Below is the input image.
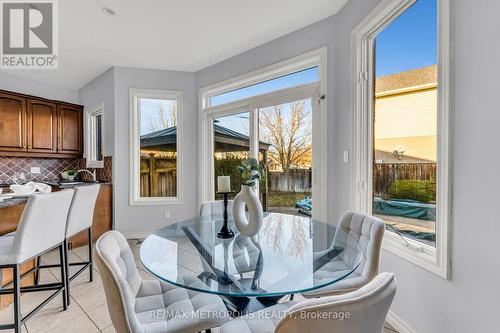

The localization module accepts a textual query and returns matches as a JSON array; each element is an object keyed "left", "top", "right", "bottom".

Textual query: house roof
[
  {"left": 376, "top": 65, "right": 437, "bottom": 94},
  {"left": 141, "top": 124, "right": 270, "bottom": 151}
]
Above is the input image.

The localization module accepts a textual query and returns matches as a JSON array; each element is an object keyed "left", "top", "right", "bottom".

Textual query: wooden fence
[
  {"left": 269, "top": 168, "right": 312, "bottom": 193},
  {"left": 140, "top": 155, "right": 177, "bottom": 197},
  {"left": 373, "top": 162, "right": 436, "bottom": 198}
]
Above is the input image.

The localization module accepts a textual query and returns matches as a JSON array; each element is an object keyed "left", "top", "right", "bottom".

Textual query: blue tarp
[
  {"left": 373, "top": 197, "right": 436, "bottom": 221},
  {"left": 296, "top": 197, "right": 312, "bottom": 216}
]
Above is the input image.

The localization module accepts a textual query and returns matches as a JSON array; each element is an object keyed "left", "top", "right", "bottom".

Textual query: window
[
  {"left": 353, "top": 0, "right": 450, "bottom": 277},
  {"left": 86, "top": 105, "right": 104, "bottom": 168},
  {"left": 210, "top": 67, "right": 319, "bottom": 107},
  {"left": 200, "top": 49, "right": 327, "bottom": 221},
  {"left": 130, "top": 89, "right": 182, "bottom": 205}
]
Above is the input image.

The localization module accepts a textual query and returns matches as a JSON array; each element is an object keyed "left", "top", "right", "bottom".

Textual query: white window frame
[
  {"left": 85, "top": 103, "right": 104, "bottom": 168},
  {"left": 129, "top": 89, "right": 183, "bottom": 206},
  {"left": 352, "top": 0, "right": 450, "bottom": 278},
  {"left": 199, "top": 48, "right": 328, "bottom": 222}
]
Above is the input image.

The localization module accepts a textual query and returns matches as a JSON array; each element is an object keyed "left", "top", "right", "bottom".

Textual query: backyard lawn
[{"left": 266, "top": 191, "right": 311, "bottom": 208}]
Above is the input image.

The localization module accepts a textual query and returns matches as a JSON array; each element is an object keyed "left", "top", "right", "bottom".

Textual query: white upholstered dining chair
[
  {"left": 303, "top": 211, "right": 385, "bottom": 298},
  {"left": 219, "top": 272, "right": 396, "bottom": 333},
  {"left": 200, "top": 200, "right": 234, "bottom": 218},
  {"left": 95, "top": 230, "right": 229, "bottom": 333}
]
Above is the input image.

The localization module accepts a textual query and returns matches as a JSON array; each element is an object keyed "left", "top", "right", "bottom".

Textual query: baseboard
[
  {"left": 386, "top": 310, "right": 417, "bottom": 333},
  {"left": 122, "top": 231, "right": 152, "bottom": 240}
]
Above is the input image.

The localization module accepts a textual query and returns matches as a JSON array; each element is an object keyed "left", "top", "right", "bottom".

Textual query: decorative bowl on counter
[{"left": 9, "top": 184, "right": 36, "bottom": 195}]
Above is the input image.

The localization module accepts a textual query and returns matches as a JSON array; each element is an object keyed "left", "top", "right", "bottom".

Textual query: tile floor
[{"left": 0, "top": 239, "right": 399, "bottom": 333}]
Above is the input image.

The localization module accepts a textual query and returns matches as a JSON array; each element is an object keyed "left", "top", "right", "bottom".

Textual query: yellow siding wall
[{"left": 374, "top": 88, "right": 437, "bottom": 161}]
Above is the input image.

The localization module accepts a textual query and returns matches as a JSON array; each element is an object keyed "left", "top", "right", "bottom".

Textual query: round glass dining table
[{"left": 140, "top": 213, "right": 362, "bottom": 313}]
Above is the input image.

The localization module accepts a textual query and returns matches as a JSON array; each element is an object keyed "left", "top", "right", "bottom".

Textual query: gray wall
[
  {"left": 112, "top": 67, "right": 198, "bottom": 234},
  {"left": 0, "top": 72, "right": 79, "bottom": 103},
  {"left": 79, "top": 68, "right": 115, "bottom": 156},
  {"left": 196, "top": 0, "right": 500, "bottom": 332}
]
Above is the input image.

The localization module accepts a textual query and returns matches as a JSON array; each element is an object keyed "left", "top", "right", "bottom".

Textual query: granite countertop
[{"left": 0, "top": 181, "right": 111, "bottom": 208}]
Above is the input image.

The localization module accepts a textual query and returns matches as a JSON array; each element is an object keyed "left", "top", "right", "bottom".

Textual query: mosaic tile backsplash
[{"left": 0, "top": 156, "right": 112, "bottom": 184}]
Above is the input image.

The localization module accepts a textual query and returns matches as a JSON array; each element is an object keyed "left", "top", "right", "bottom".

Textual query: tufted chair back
[
  {"left": 335, "top": 211, "right": 385, "bottom": 282},
  {"left": 276, "top": 272, "right": 397, "bottom": 333},
  {"left": 95, "top": 231, "right": 143, "bottom": 333},
  {"left": 200, "top": 200, "right": 234, "bottom": 218}
]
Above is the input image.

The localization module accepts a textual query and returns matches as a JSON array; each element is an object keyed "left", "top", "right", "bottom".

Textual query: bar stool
[
  {"left": 63, "top": 184, "right": 100, "bottom": 304},
  {"left": 39, "top": 184, "right": 100, "bottom": 305},
  {"left": 0, "top": 190, "right": 74, "bottom": 333}
]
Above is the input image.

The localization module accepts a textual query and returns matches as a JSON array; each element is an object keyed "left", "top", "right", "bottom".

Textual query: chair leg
[
  {"left": 34, "top": 256, "right": 41, "bottom": 285},
  {"left": 13, "top": 264, "right": 21, "bottom": 333},
  {"left": 88, "top": 227, "right": 93, "bottom": 282},
  {"left": 59, "top": 243, "right": 68, "bottom": 310}
]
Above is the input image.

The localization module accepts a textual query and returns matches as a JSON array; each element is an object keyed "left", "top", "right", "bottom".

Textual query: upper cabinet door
[
  {"left": 0, "top": 92, "right": 27, "bottom": 152},
  {"left": 57, "top": 104, "right": 83, "bottom": 155},
  {"left": 27, "top": 99, "right": 57, "bottom": 153}
]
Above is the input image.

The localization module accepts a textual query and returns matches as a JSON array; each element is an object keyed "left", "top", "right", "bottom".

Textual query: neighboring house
[{"left": 374, "top": 65, "right": 437, "bottom": 163}]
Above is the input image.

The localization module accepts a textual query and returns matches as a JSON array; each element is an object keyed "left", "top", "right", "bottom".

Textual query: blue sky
[
  {"left": 140, "top": 99, "right": 176, "bottom": 135},
  {"left": 211, "top": 67, "right": 318, "bottom": 107},
  {"left": 375, "top": 0, "right": 437, "bottom": 77}
]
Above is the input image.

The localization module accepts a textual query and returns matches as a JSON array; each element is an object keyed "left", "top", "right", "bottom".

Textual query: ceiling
[{"left": 1, "top": 0, "right": 348, "bottom": 89}]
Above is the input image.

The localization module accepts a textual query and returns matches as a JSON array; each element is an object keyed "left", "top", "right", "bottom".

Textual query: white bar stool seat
[{"left": 0, "top": 190, "right": 74, "bottom": 333}]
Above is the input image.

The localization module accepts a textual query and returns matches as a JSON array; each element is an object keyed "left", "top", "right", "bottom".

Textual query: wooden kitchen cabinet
[
  {"left": 0, "top": 92, "right": 26, "bottom": 152},
  {"left": 27, "top": 99, "right": 58, "bottom": 153},
  {"left": 57, "top": 104, "right": 83, "bottom": 155},
  {"left": 0, "top": 90, "right": 83, "bottom": 157}
]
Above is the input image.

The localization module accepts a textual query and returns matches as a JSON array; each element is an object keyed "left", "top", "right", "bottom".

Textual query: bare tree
[
  {"left": 148, "top": 101, "right": 177, "bottom": 132},
  {"left": 259, "top": 101, "right": 312, "bottom": 172}
]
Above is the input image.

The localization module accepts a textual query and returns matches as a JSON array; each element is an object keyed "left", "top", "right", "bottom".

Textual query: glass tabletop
[{"left": 140, "top": 213, "right": 363, "bottom": 298}]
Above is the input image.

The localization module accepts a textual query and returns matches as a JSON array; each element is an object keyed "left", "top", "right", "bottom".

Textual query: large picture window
[
  {"left": 353, "top": 0, "right": 450, "bottom": 277},
  {"left": 130, "top": 89, "right": 182, "bottom": 205},
  {"left": 200, "top": 49, "right": 327, "bottom": 221}
]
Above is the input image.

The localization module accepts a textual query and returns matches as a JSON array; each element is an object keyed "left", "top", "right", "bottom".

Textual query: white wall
[
  {"left": 0, "top": 72, "right": 79, "bottom": 104},
  {"left": 79, "top": 67, "right": 115, "bottom": 156},
  {"left": 112, "top": 67, "right": 198, "bottom": 234}
]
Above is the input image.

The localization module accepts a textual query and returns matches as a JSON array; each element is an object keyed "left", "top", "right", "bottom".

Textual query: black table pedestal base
[{"left": 222, "top": 295, "right": 284, "bottom": 316}]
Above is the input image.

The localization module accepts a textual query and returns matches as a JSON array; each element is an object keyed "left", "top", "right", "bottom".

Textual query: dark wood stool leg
[
  {"left": 59, "top": 243, "right": 68, "bottom": 310},
  {"left": 88, "top": 227, "right": 93, "bottom": 282},
  {"left": 13, "top": 264, "right": 21, "bottom": 333},
  {"left": 34, "top": 256, "right": 41, "bottom": 285}
]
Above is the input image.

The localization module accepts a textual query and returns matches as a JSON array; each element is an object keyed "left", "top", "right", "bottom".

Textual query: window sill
[
  {"left": 382, "top": 231, "right": 448, "bottom": 279},
  {"left": 86, "top": 161, "right": 104, "bottom": 168}
]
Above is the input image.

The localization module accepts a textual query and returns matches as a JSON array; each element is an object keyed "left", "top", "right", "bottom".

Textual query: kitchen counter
[{"left": 0, "top": 181, "right": 112, "bottom": 208}]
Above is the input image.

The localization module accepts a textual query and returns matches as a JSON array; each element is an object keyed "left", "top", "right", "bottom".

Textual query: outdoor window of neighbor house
[
  {"left": 130, "top": 89, "right": 182, "bottom": 205},
  {"left": 373, "top": 0, "right": 439, "bottom": 247},
  {"left": 86, "top": 106, "right": 104, "bottom": 168}
]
